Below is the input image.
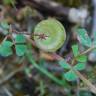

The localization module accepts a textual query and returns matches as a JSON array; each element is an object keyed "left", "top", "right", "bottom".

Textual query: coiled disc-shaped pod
[{"left": 34, "top": 18, "right": 66, "bottom": 52}]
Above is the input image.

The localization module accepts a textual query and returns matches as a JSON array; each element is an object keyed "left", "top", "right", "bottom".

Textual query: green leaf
[
  {"left": 77, "top": 28, "right": 92, "bottom": 47},
  {"left": 0, "top": 45, "right": 13, "bottom": 56},
  {"left": 76, "top": 55, "right": 87, "bottom": 62},
  {"left": 15, "top": 34, "right": 26, "bottom": 43},
  {"left": 2, "top": 41, "right": 13, "bottom": 47},
  {"left": 74, "top": 63, "right": 86, "bottom": 71},
  {"left": 58, "top": 59, "right": 71, "bottom": 69},
  {"left": 72, "top": 44, "right": 79, "bottom": 57},
  {"left": 0, "top": 21, "right": 9, "bottom": 29},
  {"left": 0, "top": 40, "right": 13, "bottom": 57},
  {"left": 64, "top": 70, "right": 78, "bottom": 81},
  {"left": 15, "top": 44, "right": 27, "bottom": 56}
]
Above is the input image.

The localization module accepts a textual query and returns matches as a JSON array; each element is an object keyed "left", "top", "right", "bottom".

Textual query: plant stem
[
  {"left": 72, "top": 46, "right": 96, "bottom": 94},
  {"left": 54, "top": 53, "right": 96, "bottom": 94},
  {"left": 75, "top": 70, "right": 96, "bottom": 94},
  {"left": 26, "top": 51, "right": 69, "bottom": 87},
  {"left": 79, "top": 46, "right": 96, "bottom": 56},
  {"left": 71, "top": 57, "right": 96, "bottom": 94},
  {"left": 71, "top": 46, "right": 96, "bottom": 66}
]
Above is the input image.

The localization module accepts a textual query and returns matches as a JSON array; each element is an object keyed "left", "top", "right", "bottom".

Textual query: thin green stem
[
  {"left": 79, "top": 46, "right": 96, "bottom": 56},
  {"left": 26, "top": 51, "right": 69, "bottom": 87}
]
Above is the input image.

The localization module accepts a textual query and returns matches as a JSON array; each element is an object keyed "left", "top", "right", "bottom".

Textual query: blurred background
[{"left": 0, "top": 0, "right": 96, "bottom": 96}]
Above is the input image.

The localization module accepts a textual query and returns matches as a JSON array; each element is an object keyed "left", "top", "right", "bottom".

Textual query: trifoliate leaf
[
  {"left": 72, "top": 44, "right": 79, "bottom": 57},
  {"left": 74, "top": 63, "right": 86, "bottom": 71},
  {"left": 64, "top": 70, "right": 78, "bottom": 81},
  {"left": 58, "top": 59, "right": 71, "bottom": 69},
  {"left": 15, "top": 45, "right": 27, "bottom": 56},
  {"left": 77, "top": 28, "right": 92, "bottom": 47},
  {"left": 15, "top": 34, "right": 26, "bottom": 43}
]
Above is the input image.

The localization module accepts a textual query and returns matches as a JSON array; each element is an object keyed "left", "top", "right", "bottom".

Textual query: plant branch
[
  {"left": 79, "top": 46, "right": 96, "bottom": 56},
  {"left": 26, "top": 51, "right": 69, "bottom": 87},
  {"left": 71, "top": 56, "right": 96, "bottom": 94}
]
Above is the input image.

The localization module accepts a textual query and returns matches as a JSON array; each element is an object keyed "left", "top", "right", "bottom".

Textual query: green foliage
[
  {"left": 0, "top": 46, "right": 12, "bottom": 56},
  {"left": 0, "top": 21, "right": 9, "bottom": 35},
  {"left": 58, "top": 42, "right": 87, "bottom": 81},
  {"left": 15, "top": 45, "right": 27, "bottom": 56},
  {"left": 77, "top": 28, "right": 92, "bottom": 47},
  {"left": 64, "top": 63, "right": 87, "bottom": 81},
  {"left": 58, "top": 59, "right": 71, "bottom": 69},
  {"left": 76, "top": 55, "right": 87, "bottom": 62},
  {"left": 15, "top": 34, "right": 26, "bottom": 43},
  {"left": 64, "top": 69, "right": 78, "bottom": 81},
  {"left": 59, "top": 59, "right": 86, "bottom": 81},
  {"left": 0, "top": 19, "right": 95, "bottom": 84},
  {"left": 15, "top": 34, "right": 27, "bottom": 56},
  {"left": 72, "top": 44, "right": 79, "bottom": 57},
  {"left": 72, "top": 44, "right": 87, "bottom": 62},
  {"left": 0, "top": 34, "right": 27, "bottom": 57},
  {"left": 58, "top": 41, "right": 87, "bottom": 81},
  {"left": 0, "top": 40, "right": 13, "bottom": 56},
  {"left": 1, "top": 40, "right": 13, "bottom": 47},
  {"left": 26, "top": 51, "right": 69, "bottom": 86},
  {"left": 74, "top": 63, "right": 86, "bottom": 71}
]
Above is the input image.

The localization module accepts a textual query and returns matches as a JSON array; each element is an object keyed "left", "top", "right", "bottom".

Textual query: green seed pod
[{"left": 34, "top": 18, "right": 66, "bottom": 52}]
